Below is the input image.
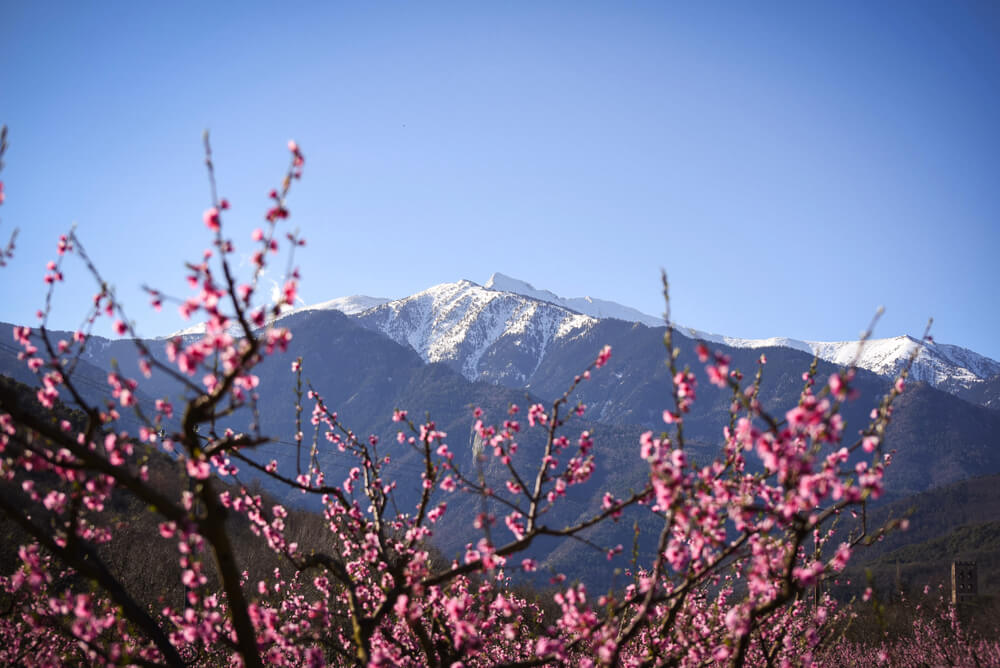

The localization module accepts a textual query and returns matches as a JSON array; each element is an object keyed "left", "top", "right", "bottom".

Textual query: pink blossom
[
  {"left": 595, "top": 344, "right": 612, "bottom": 368},
  {"left": 203, "top": 207, "right": 221, "bottom": 231},
  {"left": 186, "top": 458, "right": 211, "bottom": 480}
]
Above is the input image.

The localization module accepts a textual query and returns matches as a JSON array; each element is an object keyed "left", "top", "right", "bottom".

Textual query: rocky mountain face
[
  {"left": 688, "top": 331, "right": 1000, "bottom": 395},
  {"left": 352, "top": 279, "right": 596, "bottom": 386},
  {"left": 958, "top": 373, "right": 1000, "bottom": 412}
]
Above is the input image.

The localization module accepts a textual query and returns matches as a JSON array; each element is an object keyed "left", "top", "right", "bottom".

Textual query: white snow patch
[{"left": 290, "top": 295, "right": 392, "bottom": 316}]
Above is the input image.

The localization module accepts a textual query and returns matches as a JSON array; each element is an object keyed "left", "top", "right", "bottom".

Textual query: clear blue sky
[{"left": 2, "top": 2, "right": 998, "bottom": 360}]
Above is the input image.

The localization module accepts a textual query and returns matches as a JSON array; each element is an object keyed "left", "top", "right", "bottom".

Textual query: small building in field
[{"left": 951, "top": 561, "right": 978, "bottom": 604}]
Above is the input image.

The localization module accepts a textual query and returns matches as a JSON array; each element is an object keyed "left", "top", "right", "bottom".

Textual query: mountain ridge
[{"left": 290, "top": 273, "right": 998, "bottom": 399}]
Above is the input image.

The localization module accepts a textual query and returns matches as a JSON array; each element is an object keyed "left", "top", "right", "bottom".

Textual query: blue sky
[{"left": 2, "top": 2, "right": 998, "bottom": 360}]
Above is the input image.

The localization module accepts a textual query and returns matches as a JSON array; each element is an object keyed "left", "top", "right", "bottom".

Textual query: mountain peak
[
  {"left": 353, "top": 277, "right": 595, "bottom": 383},
  {"left": 484, "top": 272, "right": 562, "bottom": 304},
  {"left": 483, "top": 272, "right": 515, "bottom": 289},
  {"left": 483, "top": 272, "right": 664, "bottom": 327},
  {"left": 484, "top": 272, "right": 538, "bottom": 291}
]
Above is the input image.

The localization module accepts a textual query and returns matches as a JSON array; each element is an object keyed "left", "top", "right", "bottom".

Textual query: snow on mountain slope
[
  {"left": 807, "top": 336, "right": 1000, "bottom": 392},
  {"left": 354, "top": 279, "right": 595, "bottom": 384},
  {"left": 477, "top": 273, "right": 1000, "bottom": 393},
  {"left": 684, "top": 330, "right": 816, "bottom": 356},
  {"left": 159, "top": 323, "right": 210, "bottom": 339},
  {"left": 485, "top": 272, "right": 664, "bottom": 327},
  {"left": 686, "top": 329, "right": 1000, "bottom": 393},
  {"left": 162, "top": 295, "right": 392, "bottom": 339},
  {"left": 284, "top": 295, "right": 391, "bottom": 317}
]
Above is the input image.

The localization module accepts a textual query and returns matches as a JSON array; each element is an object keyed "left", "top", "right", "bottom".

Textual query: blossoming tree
[{"left": 0, "top": 128, "right": 925, "bottom": 666}]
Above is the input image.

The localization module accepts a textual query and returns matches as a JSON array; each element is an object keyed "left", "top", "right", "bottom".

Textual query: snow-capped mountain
[
  {"left": 807, "top": 336, "right": 1000, "bottom": 394},
  {"left": 472, "top": 274, "right": 1000, "bottom": 395},
  {"left": 163, "top": 272, "right": 999, "bottom": 400},
  {"left": 683, "top": 330, "right": 1000, "bottom": 395},
  {"left": 352, "top": 280, "right": 595, "bottom": 385}
]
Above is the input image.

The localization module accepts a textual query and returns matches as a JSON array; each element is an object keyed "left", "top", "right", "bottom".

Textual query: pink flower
[
  {"left": 830, "top": 542, "right": 851, "bottom": 571},
  {"left": 528, "top": 403, "right": 548, "bottom": 427},
  {"left": 282, "top": 279, "right": 297, "bottom": 305},
  {"left": 186, "top": 457, "right": 211, "bottom": 480},
  {"left": 706, "top": 365, "right": 726, "bottom": 387},
  {"left": 203, "top": 207, "right": 221, "bottom": 231},
  {"left": 155, "top": 398, "right": 173, "bottom": 418},
  {"left": 829, "top": 373, "right": 846, "bottom": 399}
]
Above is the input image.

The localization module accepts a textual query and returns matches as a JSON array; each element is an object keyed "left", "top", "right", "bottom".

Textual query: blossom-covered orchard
[{"left": 0, "top": 129, "right": 988, "bottom": 667}]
